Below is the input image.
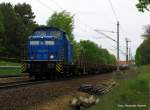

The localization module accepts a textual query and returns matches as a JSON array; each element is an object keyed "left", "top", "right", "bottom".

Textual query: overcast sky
[{"left": 1, "top": 0, "right": 150, "bottom": 60}]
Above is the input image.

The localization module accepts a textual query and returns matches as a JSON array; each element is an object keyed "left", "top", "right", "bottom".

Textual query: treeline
[
  {"left": 135, "top": 25, "right": 150, "bottom": 65},
  {"left": 77, "top": 40, "right": 116, "bottom": 64},
  {"left": 0, "top": 2, "right": 116, "bottom": 64},
  {"left": 135, "top": 1, "right": 150, "bottom": 65},
  {"left": 0, "top": 3, "right": 38, "bottom": 57}
]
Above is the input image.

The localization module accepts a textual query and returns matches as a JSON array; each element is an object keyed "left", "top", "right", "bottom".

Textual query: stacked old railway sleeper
[
  {"left": 70, "top": 79, "right": 117, "bottom": 109},
  {"left": 78, "top": 79, "right": 117, "bottom": 95}
]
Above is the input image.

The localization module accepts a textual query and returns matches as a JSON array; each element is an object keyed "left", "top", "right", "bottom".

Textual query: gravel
[{"left": 0, "top": 73, "right": 114, "bottom": 110}]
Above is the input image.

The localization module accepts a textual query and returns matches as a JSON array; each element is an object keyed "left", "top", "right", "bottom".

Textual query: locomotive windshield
[
  {"left": 30, "top": 41, "right": 39, "bottom": 45},
  {"left": 34, "top": 30, "right": 61, "bottom": 38},
  {"left": 30, "top": 41, "right": 55, "bottom": 45}
]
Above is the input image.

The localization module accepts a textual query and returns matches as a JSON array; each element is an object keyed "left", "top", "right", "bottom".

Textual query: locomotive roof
[{"left": 33, "top": 26, "right": 66, "bottom": 33}]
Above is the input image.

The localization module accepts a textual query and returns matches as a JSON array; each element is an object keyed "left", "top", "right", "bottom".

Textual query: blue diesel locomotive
[{"left": 22, "top": 27, "right": 74, "bottom": 79}]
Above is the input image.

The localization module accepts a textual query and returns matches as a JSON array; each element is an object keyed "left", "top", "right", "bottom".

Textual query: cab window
[{"left": 30, "top": 41, "right": 39, "bottom": 45}]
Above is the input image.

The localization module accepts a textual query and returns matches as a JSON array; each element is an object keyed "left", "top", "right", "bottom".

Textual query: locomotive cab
[{"left": 28, "top": 28, "right": 62, "bottom": 61}]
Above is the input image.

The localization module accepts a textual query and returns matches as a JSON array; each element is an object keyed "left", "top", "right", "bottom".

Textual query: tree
[
  {"left": 135, "top": 25, "right": 150, "bottom": 65},
  {"left": 14, "top": 3, "right": 38, "bottom": 38},
  {"left": 136, "top": 0, "right": 150, "bottom": 12},
  {"left": 142, "top": 25, "right": 150, "bottom": 40},
  {"left": 0, "top": 3, "right": 37, "bottom": 57},
  {"left": 78, "top": 40, "right": 116, "bottom": 65},
  {"left": 135, "top": 46, "right": 143, "bottom": 65},
  {"left": 47, "top": 11, "right": 74, "bottom": 42},
  {"left": 0, "top": 3, "right": 26, "bottom": 56},
  {"left": 79, "top": 40, "right": 100, "bottom": 64},
  {"left": 14, "top": 3, "right": 35, "bottom": 25},
  {"left": 0, "top": 11, "right": 4, "bottom": 34},
  {"left": 0, "top": 10, "right": 5, "bottom": 54},
  {"left": 135, "top": 39, "right": 150, "bottom": 65},
  {"left": 72, "top": 40, "right": 80, "bottom": 61}
]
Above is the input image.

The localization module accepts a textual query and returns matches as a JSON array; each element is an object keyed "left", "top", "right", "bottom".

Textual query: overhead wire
[
  {"left": 49, "top": 0, "right": 64, "bottom": 10},
  {"left": 108, "top": 0, "right": 129, "bottom": 39},
  {"left": 36, "top": 0, "right": 55, "bottom": 11},
  {"left": 107, "top": 0, "right": 118, "bottom": 21},
  {"left": 47, "top": 0, "right": 117, "bottom": 36},
  {"left": 95, "top": 30, "right": 117, "bottom": 42}
]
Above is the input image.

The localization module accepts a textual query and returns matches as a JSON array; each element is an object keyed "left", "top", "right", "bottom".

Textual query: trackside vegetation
[
  {"left": 88, "top": 65, "right": 150, "bottom": 110},
  {"left": 0, "top": 60, "right": 21, "bottom": 75},
  {"left": 0, "top": 60, "right": 20, "bottom": 66},
  {"left": 136, "top": 0, "right": 150, "bottom": 12},
  {"left": 135, "top": 25, "right": 150, "bottom": 65},
  {"left": 0, "top": 3, "right": 38, "bottom": 57},
  {"left": 78, "top": 40, "right": 116, "bottom": 64},
  {"left": 0, "top": 68, "right": 20, "bottom": 75}
]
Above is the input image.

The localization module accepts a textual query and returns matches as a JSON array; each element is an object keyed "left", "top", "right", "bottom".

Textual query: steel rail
[
  {"left": 0, "top": 80, "right": 50, "bottom": 90},
  {"left": 0, "top": 74, "right": 28, "bottom": 78}
]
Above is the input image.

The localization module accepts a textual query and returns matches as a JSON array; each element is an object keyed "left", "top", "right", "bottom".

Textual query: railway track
[
  {"left": 0, "top": 80, "right": 50, "bottom": 90},
  {"left": 0, "top": 74, "right": 28, "bottom": 78},
  {"left": 0, "top": 72, "right": 114, "bottom": 90}
]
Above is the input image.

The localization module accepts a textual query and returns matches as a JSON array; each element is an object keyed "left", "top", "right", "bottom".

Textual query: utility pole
[
  {"left": 129, "top": 47, "right": 131, "bottom": 64},
  {"left": 129, "top": 47, "right": 132, "bottom": 65},
  {"left": 125, "top": 38, "right": 129, "bottom": 64},
  {"left": 117, "top": 21, "right": 120, "bottom": 71},
  {"left": 125, "top": 38, "right": 131, "bottom": 65}
]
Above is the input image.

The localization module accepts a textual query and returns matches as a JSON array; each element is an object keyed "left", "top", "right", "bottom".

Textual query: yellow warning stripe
[
  {"left": 56, "top": 66, "right": 61, "bottom": 72},
  {"left": 21, "top": 63, "right": 26, "bottom": 72},
  {"left": 56, "top": 68, "right": 61, "bottom": 72},
  {"left": 56, "top": 65, "right": 61, "bottom": 71},
  {"left": 56, "top": 63, "right": 63, "bottom": 73}
]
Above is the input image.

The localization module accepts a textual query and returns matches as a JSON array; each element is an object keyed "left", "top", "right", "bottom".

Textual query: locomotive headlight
[{"left": 50, "top": 55, "right": 54, "bottom": 59}]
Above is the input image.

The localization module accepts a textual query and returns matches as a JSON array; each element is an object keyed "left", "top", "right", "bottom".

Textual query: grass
[
  {"left": 0, "top": 60, "right": 20, "bottom": 66},
  {"left": 0, "top": 68, "right": 21, "bottom": 75},
  {"left": 0, "top": 60, "right": 21, "bottom": 75},
  {"left": 88, "top": 65, "right": 150, "bottom": 110}
]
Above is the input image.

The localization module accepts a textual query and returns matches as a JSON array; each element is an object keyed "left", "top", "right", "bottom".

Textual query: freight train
[{"left": 21, "top": 27, "right": 118, "bottom": 79}]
